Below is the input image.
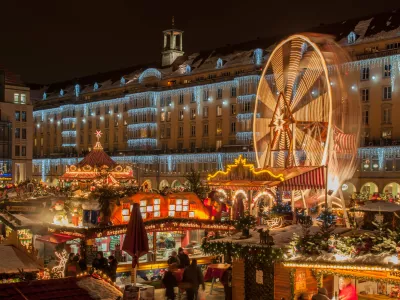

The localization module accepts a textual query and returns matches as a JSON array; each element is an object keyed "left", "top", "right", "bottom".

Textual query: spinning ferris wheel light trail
[{"left": 253, "top": 33, "right": 361, "bottom": 214}]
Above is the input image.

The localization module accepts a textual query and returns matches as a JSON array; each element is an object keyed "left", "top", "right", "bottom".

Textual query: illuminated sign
[{"left": 0, "top": 160, "right": 12, "bottom": 181}]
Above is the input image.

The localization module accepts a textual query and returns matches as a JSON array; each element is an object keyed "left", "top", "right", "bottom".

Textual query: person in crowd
[
  {"left": 78, "top": 254, "right": 87, "bottom": 272},
  {"left": 339, "top": 278, "right": 357, "bottom": 300},
  {"left": 221, "top": 266, "right": 232, "bottom": 300},
  {"left": 66, "top": 255, "right": 81, "bottom": 277},
  {"left": 92, "top": 251, "right": 107, "bottom": 272},
  {"left": 64, "top": 253, "right": 75, "bottom": 277},
  {"left": 312, "top": 287, "right": 330, "bottom": 300},
  {"left": 167, "top": 250, "right": 180, "bottom": 266},
  {"left": 182, "top": 259, "right": 205, "bottom": 300},
  {"left": 107, "top": 255, "right": 118, "bottom": 282},
  {"left": 298, "top": 292, "right": 309, "bottom": 300},
  {"left": 162, "top": 263, "right": 178, "bottom": 300},
  {"left": 177, "top": 247, "right": 190, "bottom": 269}
]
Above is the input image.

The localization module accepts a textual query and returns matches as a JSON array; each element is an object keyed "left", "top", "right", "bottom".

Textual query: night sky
[{"left": 1, "top": 0, "right": 399, "bottom": 84}]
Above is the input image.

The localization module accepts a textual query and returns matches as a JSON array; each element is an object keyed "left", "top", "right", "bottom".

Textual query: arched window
[
  {"left": 185, "top": 65, "right": 191, "bottom": 74},
  {"left": 120, "top": 76, "right": 126, "bottom": 86},
  {"left": 348, "top": 32, "right": 356, "bottom": 44},
  {"left": 253, "top": 48, "right": 263, "bottom": 65},
  {"left": 43, "top": 92, "right": 47, "bottom": 100},
  {"left": 216, "top": 58, "right": 223, "bottom": 69},
  {"left": 94, "top": 82, "right": 99, "bottom": 91},
  {"left": 59, "top": 89, "right": 64, "bottom": 97}
]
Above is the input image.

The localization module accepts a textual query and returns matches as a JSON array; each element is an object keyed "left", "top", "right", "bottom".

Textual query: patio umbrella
[{"left": 122, "top": 203, "right": 149, "bottom": 268}]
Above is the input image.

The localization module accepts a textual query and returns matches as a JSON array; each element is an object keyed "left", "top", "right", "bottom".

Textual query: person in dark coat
[
  {"left": 182, "top": 259, "right": 205, "bottom": 300},
  {"left": 167, "top": 250, "right": 180, "bottom": 266},
  {"left": 107, "top": 255, "right": 118, "bottom": 282},
  {"left": 177, "top": 247, "right": 190, "bottom": 269},
  {"left": 221, "top": 266, "right": 232, "bottom": 300},
  {"left": 162, "top": 263, "right": 178, "bottom": 300},
  {"left": 312, "top": 288, "right": 330, "bottom": 300},
  {"left": 92, "top": 251, "right": 107, "bottom": 272},
  {"left": 78, "top": 254, "right": 87, "bottom": 272},
  {"left": 66, "top": 255, "right": 81, "bottom": 277},
  {"left": 64, "top": 253, "right": 75, "bottom": 277}
]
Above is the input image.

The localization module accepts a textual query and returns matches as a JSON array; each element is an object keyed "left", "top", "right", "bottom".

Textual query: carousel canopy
[{"left": 77, "top": 131, "right": 116, "bottom": 168}]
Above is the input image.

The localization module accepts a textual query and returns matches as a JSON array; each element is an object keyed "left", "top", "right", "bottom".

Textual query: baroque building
[
  {"left": 0, "top": 70, "right": 32, "bottom": 184},
  {"left": 32, "top": 10, "right": 400, "bottom": 197}
]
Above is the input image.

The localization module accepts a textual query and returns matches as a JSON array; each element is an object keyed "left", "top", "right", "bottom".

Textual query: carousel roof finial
[{"left": 94, "top": 130, "right": 103, "bottom": 150}]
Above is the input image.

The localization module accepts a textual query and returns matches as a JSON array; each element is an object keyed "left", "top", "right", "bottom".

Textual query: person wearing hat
[{"left": 312, "top": 287, "right": 330, "bottom": 300}]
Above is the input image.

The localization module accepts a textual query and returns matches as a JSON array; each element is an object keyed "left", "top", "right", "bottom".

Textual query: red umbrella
[{"left": 122, "top": 203, "right": 149, "bottom": 268}]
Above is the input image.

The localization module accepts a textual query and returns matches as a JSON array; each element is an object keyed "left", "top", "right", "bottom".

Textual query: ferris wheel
[{"left": 253, "top": 34, "right": 361, "bottom": 194}]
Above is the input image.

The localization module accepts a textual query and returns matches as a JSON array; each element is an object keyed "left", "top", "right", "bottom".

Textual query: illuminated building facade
[
  {"left": 32, "top": 11, "right": 400, "bottom": 196},
  {"left": 0, "top": 70, "right": 32, "bottom": 184}
]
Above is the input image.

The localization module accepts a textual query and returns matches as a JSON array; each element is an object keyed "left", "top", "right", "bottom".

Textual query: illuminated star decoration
[
  {"left": 272, "top": 108, "right": 285, "bottom": 132},
  {"left": 95, "top": 130, "right": 102, "bottom": 140}
]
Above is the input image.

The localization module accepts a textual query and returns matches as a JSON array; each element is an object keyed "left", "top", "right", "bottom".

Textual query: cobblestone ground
[{"left": 154, "top": 282, "right": 225, "bottom": 300}]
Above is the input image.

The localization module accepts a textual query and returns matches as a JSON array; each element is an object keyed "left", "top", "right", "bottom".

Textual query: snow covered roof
[
  {"left": 34, "top": 9, "right": 400, "bottom": 102},
  {"left": 0, "top": 244, "right": 42, "bottom": 274}
]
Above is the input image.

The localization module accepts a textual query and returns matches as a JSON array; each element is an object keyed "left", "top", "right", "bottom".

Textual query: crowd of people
[{"left": 64, "top": 251, "right": 118, "bottom": 282}]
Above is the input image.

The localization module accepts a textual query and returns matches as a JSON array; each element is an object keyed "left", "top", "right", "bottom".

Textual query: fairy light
[{"left": 51, "top": 250, "right": 69, "bottom": 278}]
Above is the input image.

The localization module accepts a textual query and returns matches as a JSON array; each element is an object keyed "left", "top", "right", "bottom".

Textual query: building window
[
  {"left": 190, "top": 141, "right": 196, "bottom": 151},
  {"left": 362, "top": 110, "right": 369, "bottom": 125},
  {"left": 114, "top": 118, "right": 119, "bottom": 127},
  {"left": 383, "top": 107, "right": 392, "bottom": 124},
  {"left": 15, "top": 128, "right": 20, "bottom": 139},
  {"left": 384, "top": 64, "right": 392, "bottom": 77},
  {"left": 22, "top": 128, "right": 26, "bottom": 139},
  {"left": 20, "top": 94, "right": 26, "bottom": 104},
  {"left": 348, "top": 31, "right": 356, "bottom": 44},
  {"left": 203, "top": 123, "right": 209, "bottom": 136},
  {"left": 15, "top": 111, "right": 20, "bottom": 121},
  {"left": 114, "top": 104, "right": 119, "bottom": 113},
  {"left": 203, "top": 90, "right": 209, "bottom": 101},
  {"left": 361, "top": 89, "right": 369, "bottom": 102},
  {"left": 203, "top": 107, "right": 209, "bottom": 118},
  {"left": 216, "top": 121, "right": 222, "bottom": 136},
  {"left": 166, "top": 97, "right": 172, "bottom": 107},
  {"left": 383, "top": 86, "right": 392, "bottom": 100},
  {"left": 96, "top": 118, "right": 100, "bottom": 128},
  {"left": 190, "top": 108, "right": 196, "bottom": 120},
  {"left": 178, "top": 125, "right": 184, "bottom": 138},
  {"left": 105, "top": 105, "right": 110, "bottom": 114},
  {"left": 88, "top": 134, "right": 92, "bottom": 144},
  {"left": 230, "top": 104, "right": 237, "bottom": 115},
  {"left": 179, "top": 110, "right": 184, "bottom": 121},
  {"left": 88, "top": 120, "right": 92, "bottom": 129},
  {"left": 243, "top": 102, "right": 251, "bottom": 113},
  {"left": 177, "top": 141, "right": 183, "bottom": 150},
  {"left": 105, "top": 118, "right": 109, "bottom": 128},
  {"left": 15, "top": 145, "right": 20, "bottom": 156},
  {"left": 217, "top": 88, "right": 223, "bottom": 99},
  {"left": 166, "top": 126, "right": 171, "bottom": 138},
  {"left": 160, "top": 112, "right": 166, "bottom": 122},
  {"left": 14, "top": 93, "right": 19, "bottom": 103},
  {"left": 361, "top": 67, "right": 369, "bottom": 80},
  {"left": 386, "top": 42, "right": 400, "bottom": 50},
  {"left": 21, "top": 111, "right": 26, "bottom": 122},
  {"left": 167, "top": 111, "right": 171, "bottom": 122},
  {"left": 114, "top": 131, "right": 118, "bottom": 143},
  {"left": 80, "top": 134, "right": 84, "bottom": 144},
  {"left": 179, "top": 93, "right": 184, "bottom": 105},
  {"left": 191, "top": 124, "right": 196, "bottom": 137},
  {"left": 160, "top": 125, "right": 165, "bottom": 139},
  {"left": 382, "top": 129, "right": 392, "bottom": 139},
  {"left": 123, "top": 103, "right": 128, "bottom": 112},
  {"left": 230, "top": 121, "right": 236, "bottom": 133},
  {"left": 191, "top": 92, "right": 196, "bottom": 103},
  {"left": 216, "top": 140, "right": 222, "bottom": 150},
  {"left": 231, "top": 87, "right": 237, "bottom": 97},
  {"left": 217, "top": 105, "right": 222, "bottom": 117},
  {"left": 96, "top": 107, "right": 100, "bottom": 115}
]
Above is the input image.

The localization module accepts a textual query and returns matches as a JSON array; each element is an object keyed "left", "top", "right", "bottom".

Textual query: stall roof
[
  {"left": 356, "top": 201, "right": 400, "bottom": 212},
  {"left": 0, "top": 276, "right": 122, "bottom": 300},
  {"left": 36, "top": 234, "right": 80, "bottom": 244},
  {"left": 0, "top": 244, "right": 42, "bottom": 274}
]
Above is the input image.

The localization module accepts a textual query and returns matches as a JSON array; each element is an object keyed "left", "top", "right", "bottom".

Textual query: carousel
[{"left": 60, "top": 130, "right": 135, "bottom": 191}]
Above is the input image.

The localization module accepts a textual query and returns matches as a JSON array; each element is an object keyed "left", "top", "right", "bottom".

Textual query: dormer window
[
  {"left": 120, "top": 77, "right": 126, "bottom": 86},
  {"left": 185, "top": 65, "right": 191, "bottom": 74},
  {"left": 75, "top": 84, "right": 80, "bottom": 97},
  {"left": 59, "top": 89, "right": 64, "bottom": 97},
  {"left": 94, "top": 82, "right": 99, "bottom": 91},
  {"left": 253, "top": 48, "right": 263, "bottom": 65},
  {"left": 348, "top": 32, "right": 356, "bottom": 44},
  {"left": 43, "top": 92, "right": 47, "bottom": 100},
  {"left": 216, "top": 58, "right": 223, "bottom": 69}
]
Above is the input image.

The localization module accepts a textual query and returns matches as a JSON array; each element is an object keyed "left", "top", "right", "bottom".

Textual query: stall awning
[
  {"left": 36, "top": 234, "right": 78, "bottom": 244},
  {"left": 281, "top": 166, "right": 325, "bottom": 190}
]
